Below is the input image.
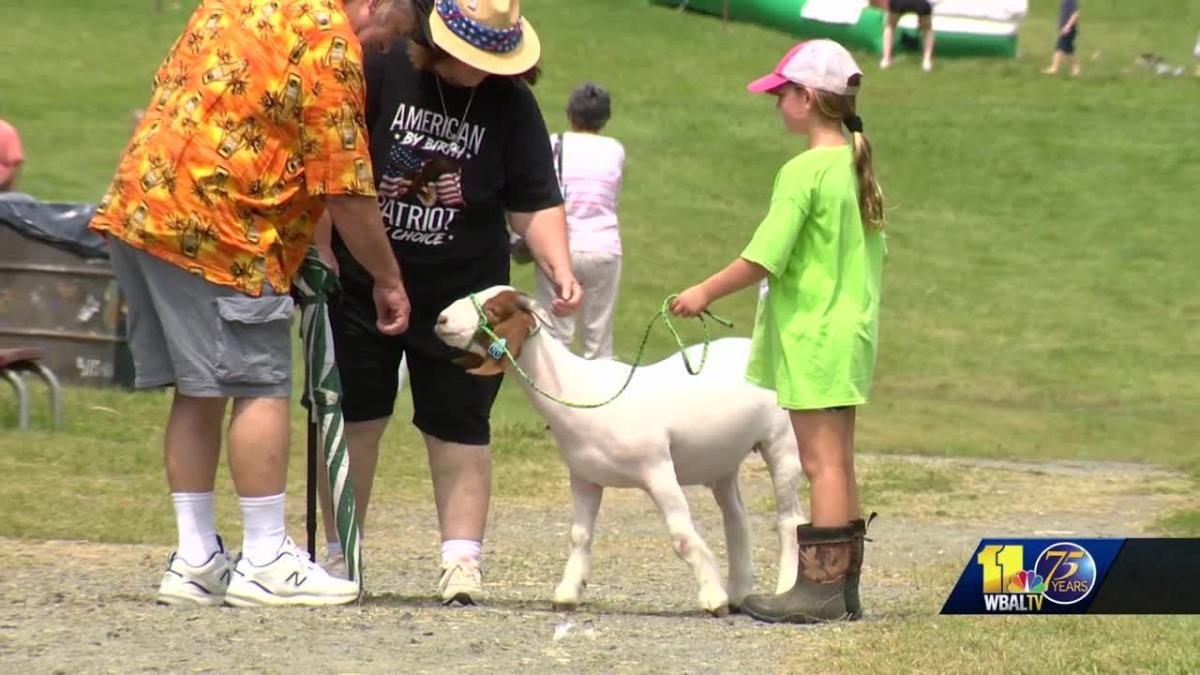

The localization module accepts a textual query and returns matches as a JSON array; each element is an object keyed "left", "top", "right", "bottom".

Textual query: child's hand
[{"left": 670, "top": 286, "right": 710, "bottom": 318}]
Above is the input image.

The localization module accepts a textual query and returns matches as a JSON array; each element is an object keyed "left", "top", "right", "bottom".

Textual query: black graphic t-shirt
[{"left": 333, "top": 42, "right": 562, "bottom": 312}]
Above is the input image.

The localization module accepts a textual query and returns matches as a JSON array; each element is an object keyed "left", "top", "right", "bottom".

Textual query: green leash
[{"left": 471, "top": 294, "right": 734, "bottom": 409}]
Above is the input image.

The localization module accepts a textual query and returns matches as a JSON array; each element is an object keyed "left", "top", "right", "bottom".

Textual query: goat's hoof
[
  {"left": 706, "top": 604, "right": 731, "bottom": 618},
  {"left": 552, "top": 601, "right": 578, "bottom": 612},
  {"left": 698, "top": 586, "right": 730, "bottom": 616}
]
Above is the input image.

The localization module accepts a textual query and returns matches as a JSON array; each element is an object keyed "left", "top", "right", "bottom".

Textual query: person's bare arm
[
  {"left": 313, "top": 210, "right": 338, "bottom": 274},
  {"left": 509, "top": 206, "right": 582, "bottom": 316},
  {"left": 671, "top": 258, "right": 769, "bottom": 317},
  {"left": 324, "top": 194, "right": 409, "bottom": 334},
  {"left": 1062, "top": 10, "right": 1080, "bottom": 34}
]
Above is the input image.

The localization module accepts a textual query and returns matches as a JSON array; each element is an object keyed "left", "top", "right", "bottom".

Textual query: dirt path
[{"left": 0, "top": 456, "right": 1191, "bottom": 674}]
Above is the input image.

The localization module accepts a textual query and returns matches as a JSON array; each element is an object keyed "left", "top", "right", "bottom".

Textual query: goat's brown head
[{"left": 435, "top": 286, "right": 543, "bottom": 377}]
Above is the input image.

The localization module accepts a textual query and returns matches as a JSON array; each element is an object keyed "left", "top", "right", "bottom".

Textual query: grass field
[{"left": 1, "top": 1, "right": 1198, "bottom": 672}]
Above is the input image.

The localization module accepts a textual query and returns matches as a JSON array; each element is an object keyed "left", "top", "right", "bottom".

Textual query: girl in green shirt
[{"left": 672, "top": 40, "right": 885, "bottom": 624}]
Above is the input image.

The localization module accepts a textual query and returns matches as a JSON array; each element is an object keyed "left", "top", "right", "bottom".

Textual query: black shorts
[
  {"left": 889, "top": 0, "right": 932, "bottom": 17},
  {"left": 330, "top": 279, "right": 503, "bottom": 446},
  {"left": 1056, "top": 29, "right": 1078, "bottom": 54}
]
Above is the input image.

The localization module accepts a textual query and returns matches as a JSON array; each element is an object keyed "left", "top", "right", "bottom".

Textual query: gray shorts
[{"left": 108, "top": 239, "right": 294, "bottom": 398}]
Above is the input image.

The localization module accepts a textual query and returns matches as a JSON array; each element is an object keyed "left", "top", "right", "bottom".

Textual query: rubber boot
[
  {"left": 843, "top": 513, "right": 876, "bottom": 621},
  {"left": 741, "top": 521, "right": 865, "bottom": 624}
]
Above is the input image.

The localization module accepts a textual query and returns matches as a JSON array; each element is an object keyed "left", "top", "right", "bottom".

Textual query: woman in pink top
[{"left": 537, "top": 83, "right": 625, "bottom": 359}]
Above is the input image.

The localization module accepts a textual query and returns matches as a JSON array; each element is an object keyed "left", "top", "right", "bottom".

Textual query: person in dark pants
[
  {"left": 880, "top": 0, "right": 936, "bottom": 72},
  {"left": 1044, "top": 0, "right": 1082, "bottom": 76},
  {"left": 314, "top": 0, "right": 582, "bottom": 605}
]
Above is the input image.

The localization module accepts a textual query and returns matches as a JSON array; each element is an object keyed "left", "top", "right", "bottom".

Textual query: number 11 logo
[{"left": 977, "top": 544, "right": 1024, "bottom": 593}]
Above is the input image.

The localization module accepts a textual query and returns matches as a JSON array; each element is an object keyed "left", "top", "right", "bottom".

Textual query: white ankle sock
[
  {"left": 326, "top": 540, "right": 342, "bottom": 556},
  {"left": 172, "top": 492, "right": 220, "bottom": 566},
  {"left": 240, "top": 493, "right": 287, "bottom": 566},
  {"left": 441, "top": 539, "right": 482, "bottom": 565}
]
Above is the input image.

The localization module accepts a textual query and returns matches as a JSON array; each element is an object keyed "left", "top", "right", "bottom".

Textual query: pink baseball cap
[{"left": 747, "top": 40, "right": 864, "bottom": 95}]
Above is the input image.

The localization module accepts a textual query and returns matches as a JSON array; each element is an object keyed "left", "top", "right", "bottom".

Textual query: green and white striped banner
[{"left": 294, "top": 247, "right": 362, "bottom": 590}]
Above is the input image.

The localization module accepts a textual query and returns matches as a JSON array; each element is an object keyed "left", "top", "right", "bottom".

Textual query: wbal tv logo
[
  {"left": 943, "top": 537, "right": 1198, "bottom": 615},
  {"left": 978, "top": 542, "right": 1096, "bottom": 612}
]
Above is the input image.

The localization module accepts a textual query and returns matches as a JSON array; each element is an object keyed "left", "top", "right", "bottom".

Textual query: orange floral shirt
[{"left": 90, "top": 0, "right": 376, "bottom": 295}]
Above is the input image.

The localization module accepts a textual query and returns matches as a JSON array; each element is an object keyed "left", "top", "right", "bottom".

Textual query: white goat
[{"left": 435, "top": 287, "right": 804, "bottom": 616}]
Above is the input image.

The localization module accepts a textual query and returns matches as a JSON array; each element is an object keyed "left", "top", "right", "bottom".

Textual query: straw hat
[{"left": 427, "top": 0, "right": 541, "bottom": 76}]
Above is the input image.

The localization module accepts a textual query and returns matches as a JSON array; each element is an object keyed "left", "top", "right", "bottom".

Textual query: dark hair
[
  {"left": 566, "top": 83, "right": 611, "bottom": 132},
  {"left": 406, "top": 40, "right": 541, "bottom": 85}
]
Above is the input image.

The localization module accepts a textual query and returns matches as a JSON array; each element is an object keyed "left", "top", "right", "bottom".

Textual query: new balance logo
[{"left": 285, "top": 571, "right": 308, "bottom": 588}]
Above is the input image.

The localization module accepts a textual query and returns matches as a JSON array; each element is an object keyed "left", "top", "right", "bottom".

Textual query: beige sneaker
[
  {"left": 438, "top": 558, "right": 483, "bottom": 605},
  {"left": 322, "top": 550, "right": 348, "bottom": 580}
]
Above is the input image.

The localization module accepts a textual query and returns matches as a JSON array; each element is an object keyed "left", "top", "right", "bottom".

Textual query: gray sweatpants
[{"left": 536, "top": 251, "right": 621, "bottom": 360}]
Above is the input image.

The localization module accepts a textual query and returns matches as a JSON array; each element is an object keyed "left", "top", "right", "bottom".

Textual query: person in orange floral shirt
[{"left": 90, "top": 0, "right": 413, "bottom": 608}]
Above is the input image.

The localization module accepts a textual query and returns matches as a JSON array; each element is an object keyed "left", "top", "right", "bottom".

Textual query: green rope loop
[{"left": 471, "top": 294, "right": 733, "bottom": 409}]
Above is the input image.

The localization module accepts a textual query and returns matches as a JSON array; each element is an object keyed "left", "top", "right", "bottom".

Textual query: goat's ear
[
  {"left": 515, "top": 291, "right": 539, "bottom": 312},
  {"left": 451, "top": 352, "right": 486, "bottom": 371},
  {"left": 515, "top": 292, "right": 554, "bottom": 329},
  {"left": 466, "top": 359, "right": 505, "bottom": 377},
  {"left": 450, "top": 350, "right": 505, "bottom": 377}
]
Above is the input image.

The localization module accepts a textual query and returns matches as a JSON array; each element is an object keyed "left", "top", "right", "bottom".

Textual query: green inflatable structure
[{"left": 654, "top": 0, "right": 1024, "bottom": 58}]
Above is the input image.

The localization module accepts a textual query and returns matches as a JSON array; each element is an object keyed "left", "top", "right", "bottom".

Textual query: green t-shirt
[{"left": 741, "top": 146, "right": 885, "bottom": 410}]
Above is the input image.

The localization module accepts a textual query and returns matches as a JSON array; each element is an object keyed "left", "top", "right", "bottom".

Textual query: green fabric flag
[{"left": 294, "top": 247, "right": 362, "bottom": 589}]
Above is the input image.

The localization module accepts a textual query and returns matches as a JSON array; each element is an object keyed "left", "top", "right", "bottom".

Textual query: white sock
[
  {"left": 172, "top": 492, "right": 220, "bottom": 566},
  {"left": 441, "top": 539, "right": 482, "bottom": 565},
  {"left": 326, "top": 539, "right": 342, "bottom": 557},
  {"left": 240, "top": 493, "right": 287, "bottom": 566}
]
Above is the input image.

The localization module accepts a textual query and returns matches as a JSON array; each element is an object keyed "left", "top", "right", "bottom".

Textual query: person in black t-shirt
[{"left": 314, "top": 0, "right": 581, "bottom": 603}]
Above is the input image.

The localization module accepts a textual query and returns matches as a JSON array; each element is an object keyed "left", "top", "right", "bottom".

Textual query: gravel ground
[{"left": 0, "top": 456, "right": 1190, "bottom": 675}]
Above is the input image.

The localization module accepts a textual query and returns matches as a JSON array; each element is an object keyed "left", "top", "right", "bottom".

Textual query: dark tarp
[{"left": 0, "top": 193, "right": 105, "bottom": 259}]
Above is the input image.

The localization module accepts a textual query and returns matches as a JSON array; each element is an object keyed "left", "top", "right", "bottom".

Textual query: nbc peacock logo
[{"left": 1007, "top": 570, "right": 1047, "bottom": 595}]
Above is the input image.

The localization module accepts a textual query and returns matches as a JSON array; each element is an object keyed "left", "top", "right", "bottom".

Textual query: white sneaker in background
[
  {"left": 157, "top": 537, "right": 233, "bottom": 607},
  {"left": 922, "top": 58, "right": 934, "bottom": 73},
  {"left": 225, "top": 537, "right": 359, "bottom": 607},
  {"left": 438, "top": 558, "right": 483, "bottom": 605}
]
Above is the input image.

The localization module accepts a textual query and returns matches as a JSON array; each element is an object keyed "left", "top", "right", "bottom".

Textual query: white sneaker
[
  {"left": 922, "top": 59, "right": 934, "bottom": 72},
  {"left": 225, "top": 537, "right": 360, "bottom": 607},
  {"left": 438, "top": 558, "right": 483, "bottom": 605},
  {"left": 157, "top": 537, "right": 233, "bottom": 607}
]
